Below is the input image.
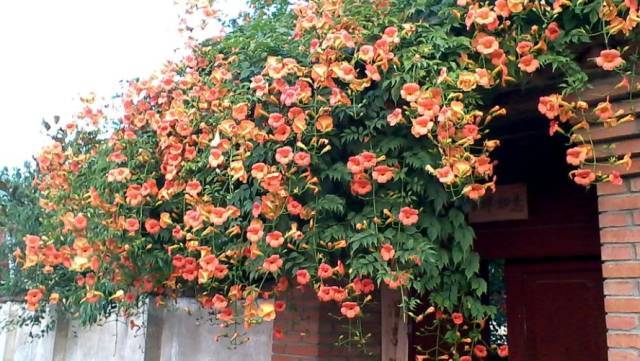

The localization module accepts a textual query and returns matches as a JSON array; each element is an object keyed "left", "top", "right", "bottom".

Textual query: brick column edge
[{"left": 592, "top": 79, "right": 640, "bottom": 361}]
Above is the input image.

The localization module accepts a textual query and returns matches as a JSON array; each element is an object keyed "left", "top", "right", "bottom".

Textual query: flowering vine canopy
[{"left": 5, "top": 0, "right": 639, "bottom": 359}]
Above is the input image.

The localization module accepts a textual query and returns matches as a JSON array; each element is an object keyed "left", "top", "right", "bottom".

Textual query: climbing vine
[{"left": 4, "top": 0, "right": 639, "bottom": 360}]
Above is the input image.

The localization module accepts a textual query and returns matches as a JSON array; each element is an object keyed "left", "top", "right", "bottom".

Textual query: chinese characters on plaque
[{"left": 468, "top": 183, "right": 528, "bottom": 223}]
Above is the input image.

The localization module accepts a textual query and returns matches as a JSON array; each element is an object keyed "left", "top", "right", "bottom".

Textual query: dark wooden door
[{"left": 505, "top": 260, "right": 607, "bottom": 361}]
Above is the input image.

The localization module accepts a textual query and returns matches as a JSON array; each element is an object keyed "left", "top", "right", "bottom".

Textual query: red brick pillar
[
  {"left": 272, "top": 289, "right": 381, "bottom": 361},
  {"left": 599, "top": 178, "right": 640, "bottom": 360},
  {"left": 595, "top": 109, "right": 640, "bottom": 359}
]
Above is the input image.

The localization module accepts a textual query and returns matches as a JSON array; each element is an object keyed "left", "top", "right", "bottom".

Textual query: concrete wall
[
  {"left": 0, "top": 303, "right": 55, "bottom": 361},
  {"left": 149, "top": 298, "right": 272, "bottom": 361},
  {"left": 0, "top": 299, "right": 273, "bottom": 361},
  {"left": 53, "top": 308, "right": 147, "bottom": 361}
]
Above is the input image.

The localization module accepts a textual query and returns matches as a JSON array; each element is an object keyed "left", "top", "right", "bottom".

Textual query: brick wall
[
  {"left": 576, "top": 71, "right": 640, "bottom": 361},
  {"left": 272, "top": 289, "right": 381, "bottom": 361},
  {"left": 599, "top": 178, "right": 640, "bottom": 361}
]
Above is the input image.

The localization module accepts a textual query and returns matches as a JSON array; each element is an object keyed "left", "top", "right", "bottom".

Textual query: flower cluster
[{"left": 537, "top": 93, "right": 633, "bottom": 186}]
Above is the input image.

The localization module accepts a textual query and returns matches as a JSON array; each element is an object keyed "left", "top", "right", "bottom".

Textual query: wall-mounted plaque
[{"left": 468, "top": 183, "right": 528, "bottom": 223}]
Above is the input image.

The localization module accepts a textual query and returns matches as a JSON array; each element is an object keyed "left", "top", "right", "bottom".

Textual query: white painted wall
[
  {"left": 0, "top": 303, "right": 55, "bottom": 361},
  {"left": 152, "top": 298, "right": 273, "bottom": 361},
  {"left": 56, "top": 312, "right": 147, "bottom": 361},
  {"left": 0, "top": 299, "right": 273, "bottom": 361}
]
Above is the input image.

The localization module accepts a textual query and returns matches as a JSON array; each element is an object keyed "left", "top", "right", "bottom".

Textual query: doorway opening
[
  {"left": 475, "top": 113, "right": 607, "bottom": 361},
  {"left": 411, "top": 111, "right": 608, "bottom": 360}
]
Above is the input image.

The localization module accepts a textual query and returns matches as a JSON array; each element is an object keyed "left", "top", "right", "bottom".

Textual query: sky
[{"left": 0, "top": 0, "right": 245, "bottom": 169}]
